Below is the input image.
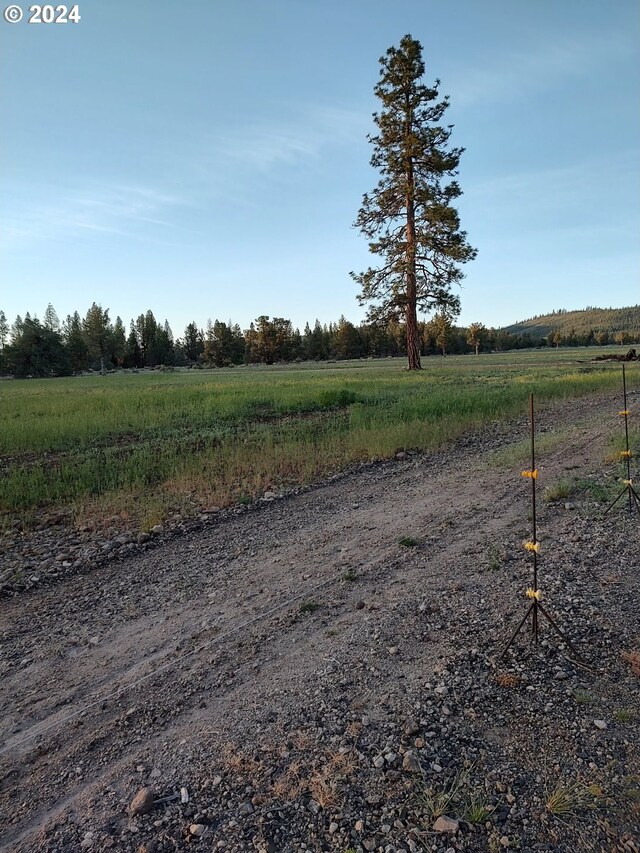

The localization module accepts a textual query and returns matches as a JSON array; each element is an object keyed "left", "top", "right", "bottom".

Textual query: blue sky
[{"left": 1, "top": 0, "right": 638, "bottom": 337}]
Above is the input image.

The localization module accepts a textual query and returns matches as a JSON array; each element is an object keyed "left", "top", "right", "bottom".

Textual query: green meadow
[{"left": 0, "top": 349, "right": 634, "bottom": 529}]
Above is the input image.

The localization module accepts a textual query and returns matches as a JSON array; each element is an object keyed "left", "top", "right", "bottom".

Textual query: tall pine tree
[
  {"left": 352, "top": 35, "right": 476, "bottom": 369},
  {"left": 83, "top": 303, "right": 111, "bottom": 374}
]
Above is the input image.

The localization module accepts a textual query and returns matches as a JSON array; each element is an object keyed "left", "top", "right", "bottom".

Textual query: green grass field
[{"left": 0, "top": 348, "right": 635, "bottom": 530}]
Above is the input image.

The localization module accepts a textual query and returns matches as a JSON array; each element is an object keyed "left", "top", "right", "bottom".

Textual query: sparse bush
[
  {"left": 613, "top": 708, "right": 634, "bottom": 722},
  {"left": 573, "top": 689, "right": 593, "bottom": 705},
  {"left": 464, "top": 796, "right": 491, "bottom": 824},
  {"left": 545, "top": 779, "right": 601, "bottom": 816},
  {"left": 487, "top": 547, "right": 502, "bottom": 572},
  {"left": 418, "top": 765, "right": 487, "bottom": 824},
  {"left": 543, "top": 479, "right": 573, "bottom": 502}
]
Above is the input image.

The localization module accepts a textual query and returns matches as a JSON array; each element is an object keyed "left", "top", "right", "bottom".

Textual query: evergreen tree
[
  {"left": 204, "top": 320, "right": 235, "bottom": 366},
  {"left": 83, "top": 303, "right": 111, "bottom": 374},
  {"left": 308, "top": 319, "right": 327, "bottom": 360},
  {"left": 182, "top": 322, "right": 204, "bottom": 363},
  {"left": 0, "top": 310, "right": 8, "bottom": 351},
  {"left": 123, "top": 323, "right": 144, "bottom": 368},
  {"left": 62, "top": 311, "right": 89, "bottom": 372},
  {"left": 244, "top": 322, "right": 259, "bottom": 364},
  {"left": 135, "top": 311, "right": 157, "bottom": 365},
  {"left": 11, "top": 315, "right": 24, "bottom": 341},
  {"left": 110, "top": 316, "right": 127, "bottom": 367},
  {"left": 431, "top": 310, "right": 454, "bottom": 356},
  {"left": 289, "top": 327, "right": 303, "bottom": 361},
  {"left": 152, "top": 320, "right": 175, "bottom": 365},
  {"left": 334, "top": 316, "right": 362, "bottom": 360},
  {"left": 251, "top": 316, "right": 293, "bottom": 364},
  {"left": 43, "top": 303, "right": 60, "bottom": 333},
  {"left": 466, "top": 322, "right": 486, "bottom": 355},
  {"left": 302, "top": 322, "right": 313, "bottom": 360},
  {"left": 352, "top": 35, "right": 476, "bottom": 369},
  {"left": 5, "top": 317, "right": 70, "bottom": 377},
  {"left": 230, "top": 323, "right": 246, "bottom": 364},
  {"left": 0, "top": 310, "right": 7, "bottom": 372},
  {"left": 387, "top": 319, "right": 405, "bottom": 356}
]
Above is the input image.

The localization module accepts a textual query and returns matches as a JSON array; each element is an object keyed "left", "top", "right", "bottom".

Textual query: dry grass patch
[
  {"left": 345, "top": 720, "right": 363, "bottom": 738},
  {"left": 495, "top": 672, "right": 522, "bottom": 688},
  {"left": 621, "top": 649, "right": 640, "bottom": 677},
  {"left": 289, "top": 729, "right": 315, "bottom": 751},
  {"left": 220, "top": 744, "right": 264, "bottom": 777},
  {"left": 545, "top": 779, "right": 603, "bottom": 816},
  {"left": 271, "top": 749, "right": 358, "bottom": 808}
]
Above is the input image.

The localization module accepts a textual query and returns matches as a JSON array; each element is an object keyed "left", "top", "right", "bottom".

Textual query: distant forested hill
[{"left": 503, "top": 306, "right": 640, "bottom": 341}]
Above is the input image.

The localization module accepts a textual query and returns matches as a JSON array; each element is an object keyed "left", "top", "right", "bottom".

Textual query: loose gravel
[{"left": 0, "top": 390, "right": 638, "bottom": 853}]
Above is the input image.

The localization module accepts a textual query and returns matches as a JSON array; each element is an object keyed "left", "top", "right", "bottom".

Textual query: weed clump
[
  {"left": 573, "top": 689, "right": 593, "bottom": 705},
  {"left": 487, "top": 546, "right": 502, "bottom": 571},
  {"left": 613, "top": 708, "right": 635, "bottom": 722},
  {"left": 418, "top": 765, "right": 488, "bottom": 825},
  {"left": 543, "top": 479, "right": 573, "bottom": 502},
  {"left": 545, "top": 779, "right": 601, "bottom": 816}
]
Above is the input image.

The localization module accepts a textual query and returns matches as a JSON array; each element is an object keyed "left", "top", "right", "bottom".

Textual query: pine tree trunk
[
  {"left": 405, "top": 298, "right": 421, "bottom": 370},
  {"left": 405, "top": 149, "right": 422, "bottom": 370}
]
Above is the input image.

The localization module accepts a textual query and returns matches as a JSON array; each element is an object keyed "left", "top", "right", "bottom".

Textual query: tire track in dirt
[{"left": 0, "top": 391, "right": 623, "bottom": 851}]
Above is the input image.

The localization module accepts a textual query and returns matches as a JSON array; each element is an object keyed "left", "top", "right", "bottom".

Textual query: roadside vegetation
[{"left": 0, "top": 350, "right": 635, "bottom": 530}]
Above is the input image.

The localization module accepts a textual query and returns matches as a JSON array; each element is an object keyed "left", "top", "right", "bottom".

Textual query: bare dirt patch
[{"left": 0, "top": 390, "right": 638, "bottom": 853}]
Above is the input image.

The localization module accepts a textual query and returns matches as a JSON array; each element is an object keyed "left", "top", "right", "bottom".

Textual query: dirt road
[{"left": 1, "top": 390, "right": 638, "bottom": 853}]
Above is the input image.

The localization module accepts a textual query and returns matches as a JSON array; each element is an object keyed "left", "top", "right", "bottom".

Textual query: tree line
[
  {"left": 1, "top": 303, "right": 634, "bottom": 379},
  {"left": 506, "top": 306, "right": 640, "bottom": 340}
]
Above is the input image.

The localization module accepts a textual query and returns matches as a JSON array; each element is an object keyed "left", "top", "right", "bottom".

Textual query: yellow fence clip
[
  {"left": 526, "top": 588, "right": 541, "bottom": 600},
  {"left": 524, "top": 541, "right": 540, "bottom": 553},
  {"left": 620, "top": 450, "right": 633, "bottom": 459},
  {"left": 623, "top": 479, "right": 633, "bottom": 486},
  {"left": 521, "top": 469, "right": 538, "bottom": 479},
  {"left": 619, "top": 410, "right": 630, "bottom": 416}
]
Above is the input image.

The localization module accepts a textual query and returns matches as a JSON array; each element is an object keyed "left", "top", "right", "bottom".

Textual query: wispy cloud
[
  {"left": 2, "top": 102, "right": 368, "bottom": 251},
  {"left": 465, "top": 152, "right": 639, "bottom": 214},
  {"left": 197, "top": 103, "right": 369, "bottom": 176},
  {"left": 447, "top": 29, "right": 635, "bottom": 106},
  {"left": 1, "top": 183, "right": 187, "bottom": 251}
]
